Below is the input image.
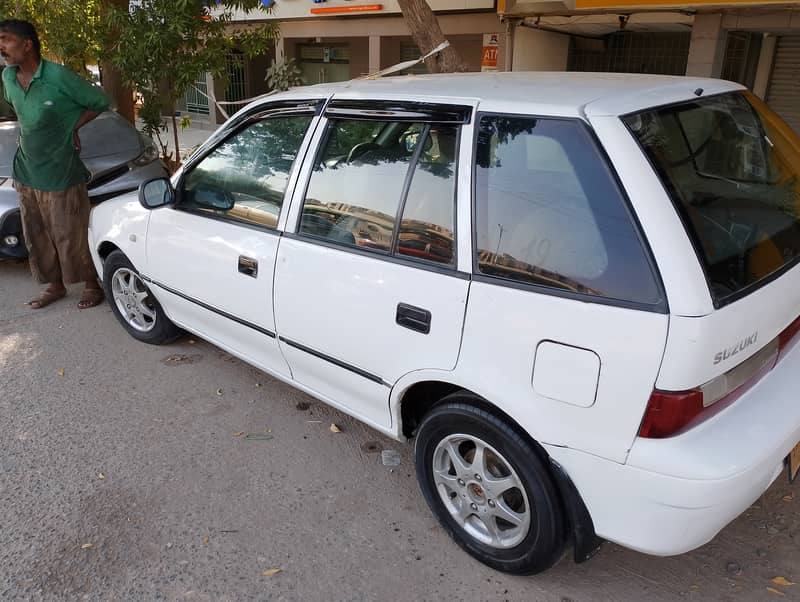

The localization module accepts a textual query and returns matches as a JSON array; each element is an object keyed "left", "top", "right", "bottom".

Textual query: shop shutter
[{"left": 766, "top": 36, "right": 800, "bottom": 135}]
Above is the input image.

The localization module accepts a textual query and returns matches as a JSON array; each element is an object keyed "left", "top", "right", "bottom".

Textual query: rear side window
[
  {"left": 624, "top": 92, "right": 800, "bottom": 304},
  {"left": 474, "top": 114, "right": 662, "bottom": 306}
]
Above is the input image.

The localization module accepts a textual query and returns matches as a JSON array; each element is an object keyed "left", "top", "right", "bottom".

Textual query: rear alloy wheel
[
  {"left": 103, "top": 250, "right": 181, "bottom": 345},
  {"left": 415, "top": 398, "right": 565, "bottom": 574}
]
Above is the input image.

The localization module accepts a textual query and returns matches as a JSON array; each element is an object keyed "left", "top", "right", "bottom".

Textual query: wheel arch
[
  {"left": 97, "top": 240, "right": 121, "bottom": 261},
  {"left": 396, "top": 377, "right": 602, "bottom": 563}
]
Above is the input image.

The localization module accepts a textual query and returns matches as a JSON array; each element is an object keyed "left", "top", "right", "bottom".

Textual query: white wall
[{"left": 512, "top": 27, "right": 569, "bottom": 71}]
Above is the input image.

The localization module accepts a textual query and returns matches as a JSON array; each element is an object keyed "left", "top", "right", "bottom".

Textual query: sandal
[
  {"left": 28, "top": 288, "right": 67, "bottom": 310},
  {"left": 78, "top": 288, "right": 104, "bottom": 310}
]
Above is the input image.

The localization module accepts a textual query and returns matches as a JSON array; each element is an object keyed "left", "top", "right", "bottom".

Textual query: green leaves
[{"left": 103, "top": 0, "right": 278, "bottom": 164}]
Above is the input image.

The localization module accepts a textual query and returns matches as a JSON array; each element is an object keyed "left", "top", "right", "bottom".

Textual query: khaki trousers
[{"left": 15, "top": 181, "right": 96, "bottom": 285}]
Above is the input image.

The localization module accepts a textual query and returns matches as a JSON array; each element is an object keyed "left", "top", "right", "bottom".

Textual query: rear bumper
[{"left": 545, "top": 340, "right": 800, "bottom": 556}]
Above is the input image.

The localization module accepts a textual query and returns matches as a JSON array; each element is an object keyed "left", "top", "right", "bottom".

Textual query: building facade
[
  {"left": 189, "top": 1, "right": 800, "bottom": 135},
  {"left": 501, "top": 1, "right": 800, "bottom": 131},
  {"left": 186, "top": 0, "right": 506, "bottom": 124}
]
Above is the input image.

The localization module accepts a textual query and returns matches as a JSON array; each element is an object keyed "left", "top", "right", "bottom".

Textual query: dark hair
[{"left": 0, "top": 19, "right": 41, "bottom": 58}]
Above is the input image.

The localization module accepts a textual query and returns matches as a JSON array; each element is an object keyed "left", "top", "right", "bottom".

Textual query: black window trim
[
  {"left": 174, "top": 99, "right": 324, "bottom": 230},
  {"left": 471, "top": 110, "right": 669, "bottom": 314},
  {"left": 621, "top": 90, "right": 800, "bottom": 310},
  {"left": 292, "top": 115, "right": 462, "bottom": 273},
  {"left": 325, "top": 99, "right": 472, "bottom": 124},
  {"left": 390, "top": 123, "right": 431, "bottom": 255}
]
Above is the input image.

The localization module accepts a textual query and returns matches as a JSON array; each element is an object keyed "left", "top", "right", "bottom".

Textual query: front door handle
[
  {"left": 238, "top": 255, "right": 258, "bottom": 278},
  {"left": 396, "top": 303, "right": 431, "bottom": 334}
]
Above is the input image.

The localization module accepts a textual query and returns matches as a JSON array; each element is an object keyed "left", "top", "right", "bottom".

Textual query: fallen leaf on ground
[
  {"left": 244, "top": 433, "right": 273, "bottom": 441},
  {"left": 772, "top": 577, "right": 796, "bottom": 586},
  {"left": 203, "top": 537, "right": 209, "bottom": 544},
  {"left": 97, "top": 472, "right": 105, "bottom": 480},
  {"left": 188, "top": 340, "right": 196, "bottom": 344},
  {"left": 233, "top": 431, "right": 245, "bottom": 437},
  {"left": 782, "top": 495, "right": 794, "bottom": 502},
  {"left": 81, "top": 543, "right": 93, "bottom": 549},
  {"left": 767, "top": 587, "right": 786, "bottom": 596},
  {"left": 262, "top": 568, "right": 282, "bottom": 576},
  {"left": 330, "top": 423, "right": 341, "bottom": 433},
  {"left": 216, "top": 388, "right": 223, "bottom": 396},
  {"left": 56, "top": 368, "right": 65, "bottom": 377},
  {"left": 255, "top": 383, "right": 262, "bottom": 388}
]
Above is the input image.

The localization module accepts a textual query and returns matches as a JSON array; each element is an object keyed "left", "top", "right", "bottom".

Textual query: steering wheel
[{"left": 347, "top": 142, "right": 381, "bottom": 163}]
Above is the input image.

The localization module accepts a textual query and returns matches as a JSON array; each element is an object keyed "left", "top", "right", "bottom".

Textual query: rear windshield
[{"left": 624, "top": 92, "right": 800, "bottom": 305}]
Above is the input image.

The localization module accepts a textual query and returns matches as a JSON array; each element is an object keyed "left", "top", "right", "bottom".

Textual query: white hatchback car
[{"left": 88, "top": 72, "right": 800, "bottom": 575}]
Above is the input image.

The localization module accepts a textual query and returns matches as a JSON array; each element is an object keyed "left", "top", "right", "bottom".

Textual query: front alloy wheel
[
  {"left": 111, "top": 267, "right": 156, "bottom": 332},
  {"left": 102, "top": 250, "right": 181, "bottom": 345}
]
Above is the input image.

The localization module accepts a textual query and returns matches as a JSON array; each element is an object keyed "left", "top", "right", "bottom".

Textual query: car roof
[{"left": 261, "top": 72, "right": 744, "bottom": 119}]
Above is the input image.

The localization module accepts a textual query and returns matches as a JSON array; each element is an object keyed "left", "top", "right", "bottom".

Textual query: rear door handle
[
  {"left": 396, "top": 303, "right": 431, "bottom": 334},
  {"left": 238, "top": 255, "right": 258, "bottom": 278}
]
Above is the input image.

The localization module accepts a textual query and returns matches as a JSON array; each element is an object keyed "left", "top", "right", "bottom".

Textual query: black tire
[
  {"left": 102, "top": 250, "right": 181, "bottom": 345},
  {"left": 415, "top": 397, "right": 565, "bottom": 574}
]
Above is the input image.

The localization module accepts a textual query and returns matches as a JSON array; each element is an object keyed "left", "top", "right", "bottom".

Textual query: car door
[
  {"left": 144, "top": 100, "right": 323, "bottom": 378},
  {"left": 273, "top": 99, "right": 474, "bottom": 429}
]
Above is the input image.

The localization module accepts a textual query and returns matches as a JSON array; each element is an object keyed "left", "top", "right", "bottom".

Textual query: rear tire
[
  {"left": 103, "top": 250, "right": 181, "bottom": 345},
  {"left": 415, "top": 397, "right": 565, "bottom": 574}
]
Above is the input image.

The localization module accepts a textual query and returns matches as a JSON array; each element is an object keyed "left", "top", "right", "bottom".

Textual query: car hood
[{"left": 0, "top": 111, "right": 142, "bottom": 178}]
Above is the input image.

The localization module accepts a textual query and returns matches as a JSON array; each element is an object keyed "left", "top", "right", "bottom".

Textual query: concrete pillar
[
  {"left": 504, "top": 18, "right": 521, "bottom": 71},
  {"left": 686, "top": 13, "right": 727, "bottom": 78},
  {"left": 753, "top": 34, "right": 777, "bottom": 99},
  {"left": 369, "top": 35, "right": 381, "bottom": 74}
]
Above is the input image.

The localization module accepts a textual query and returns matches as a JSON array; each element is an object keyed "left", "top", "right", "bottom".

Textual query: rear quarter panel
[{"left": 452, "top": 283, "right": 669, "bottom": 463}]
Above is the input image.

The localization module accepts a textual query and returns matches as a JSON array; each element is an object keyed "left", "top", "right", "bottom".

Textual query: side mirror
[{"left": 138, "top": 177, "right": 174, "bottom": 209}]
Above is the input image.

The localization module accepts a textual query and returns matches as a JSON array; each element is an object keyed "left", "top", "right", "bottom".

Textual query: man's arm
[{"left": 72, "top": 110, "right": 101, "bottom": 152}]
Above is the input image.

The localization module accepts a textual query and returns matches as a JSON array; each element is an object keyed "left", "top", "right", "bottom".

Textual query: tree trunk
[
  {"left": 100, "top": 0, "right": 136, "bottom": 123},
  {"left": 171, "top": 106, "right": 181, "bottom": 171},
  {"left": 100, "top": 61, "right": 136, "bottom": 123},
  {"left": 397, "top": 0, "right": 467, "bottom": 73}
]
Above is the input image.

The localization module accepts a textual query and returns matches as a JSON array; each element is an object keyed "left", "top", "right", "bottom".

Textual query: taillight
[
  {"left": 778, "top": 315, "right": 800, "bottom": 361},
  {"left": 638, "top": 324, "right": 794, "bottom": 438},
  {"left": 638, "top": 389, "right": 705, "bottom": 439}
]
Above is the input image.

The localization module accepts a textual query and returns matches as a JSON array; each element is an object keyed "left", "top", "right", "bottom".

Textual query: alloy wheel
[
  {"left": 111, "top": 268, "right": 157, "bottom": 333},
  {"left": 432, "top": 433, "right": 531, "bottom": 548}
]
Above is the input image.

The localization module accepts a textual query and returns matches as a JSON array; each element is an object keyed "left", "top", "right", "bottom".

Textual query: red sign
[
  {"left": 481, "top": 33, "right": 499, "bottom": 71},
  {"left": 481, "top": 46, "right": 498, "bottom": 67}
]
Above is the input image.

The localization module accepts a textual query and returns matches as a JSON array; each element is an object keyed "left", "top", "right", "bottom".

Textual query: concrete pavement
[{"left": 1, "top": 244, "right": 798, "bottom": 598}]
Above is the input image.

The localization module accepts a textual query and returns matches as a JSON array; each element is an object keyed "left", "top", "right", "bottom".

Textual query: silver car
[{"left": 0, "top": 104, "right": 168, "bottom": 259}]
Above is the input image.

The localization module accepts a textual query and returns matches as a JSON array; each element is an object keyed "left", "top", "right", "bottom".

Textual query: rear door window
[
  {"left": 624, "top": 92, "right": 800, "bottom": 304},
  {"left": 298, "top": 118, "right": 457, "bottom": 266},
  {"left": 474, "top": 114, "right": 663, "bottom": 307}
]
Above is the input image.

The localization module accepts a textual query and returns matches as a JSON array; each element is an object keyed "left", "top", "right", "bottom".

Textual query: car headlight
[{"left": 133, "top": 135, "right": 160, "bottom": 166}]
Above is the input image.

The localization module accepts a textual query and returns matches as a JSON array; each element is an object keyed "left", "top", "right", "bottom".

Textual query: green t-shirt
[{"left": 2, "top": 59, "right": 110, "bottom": 191}]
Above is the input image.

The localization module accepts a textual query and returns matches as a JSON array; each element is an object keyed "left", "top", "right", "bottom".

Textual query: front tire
[
  {"left": 103, "top": 250, "right": 181, "bottom": 345},
  {"left": 415, "top": 397, "right": 565, "bottom": 574}
]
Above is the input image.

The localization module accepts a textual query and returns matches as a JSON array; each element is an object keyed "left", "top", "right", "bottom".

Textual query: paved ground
[{"left": 1, "top": 259, "right": 798, "bottom": 601}]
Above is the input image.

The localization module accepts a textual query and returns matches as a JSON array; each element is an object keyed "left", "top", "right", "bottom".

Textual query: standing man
[{"left": 0, "top": 19, "right": 109, "bottom": 309}]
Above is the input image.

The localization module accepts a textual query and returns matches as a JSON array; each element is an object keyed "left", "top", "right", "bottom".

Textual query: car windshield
[{"left": 625, "top": 91, "right": 800, "bottom": 304}]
